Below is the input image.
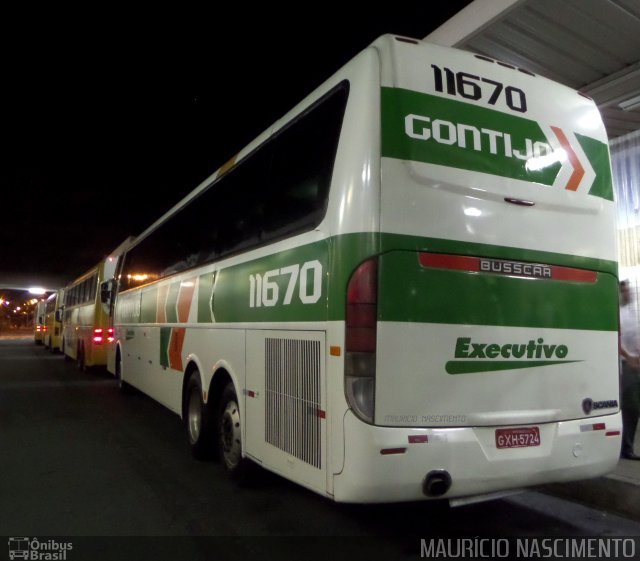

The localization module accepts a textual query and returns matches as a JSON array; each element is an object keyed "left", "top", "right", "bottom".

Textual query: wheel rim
[
  {"left": 220, "top": 399, "right": 241, "bottom": 469},
  {"left": 187, "top": 389, "right": 202, "bottom": 444}
]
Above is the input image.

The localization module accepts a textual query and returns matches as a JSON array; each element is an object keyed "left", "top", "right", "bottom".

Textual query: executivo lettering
[{"left": 446, "top": 337, "right": 581, "bottom": 375}]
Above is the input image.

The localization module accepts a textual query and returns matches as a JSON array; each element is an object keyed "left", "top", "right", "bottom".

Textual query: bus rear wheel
[
  {"left": 116, "top": 350, "right": 132, "bottom": 394},
  {"left": 217, "top": 383, "right": 250, "bottom": 479},
  {"left": 185, "top": 372, "right": 213, "bottom": 460},
  {"left": 77, "top": 343, "right": 86, "bottom": 372}
]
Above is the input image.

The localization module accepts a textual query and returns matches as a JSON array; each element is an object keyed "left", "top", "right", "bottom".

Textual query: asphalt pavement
[
  {"left": 541, "top": 437, "right": 640, "bottom": 522},
  {"left": 2, "top": 333, "right": 639, "bottom": 561}
]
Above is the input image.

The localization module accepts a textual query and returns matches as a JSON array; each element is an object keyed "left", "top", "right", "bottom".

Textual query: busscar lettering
[
  {"left": 479, "top": 259, "right": 552, "bottom": 279},
  {"left": 455, "top": 337, "right": 568, "bottom": 360}
]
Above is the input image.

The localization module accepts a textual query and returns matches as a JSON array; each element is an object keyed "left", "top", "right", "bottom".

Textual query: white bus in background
[
  {"left": 107, "top": 35, "right": 620, "bottom": 504},
  {"left": 43, "top": 289, "right": 64, "bottom": 352}
]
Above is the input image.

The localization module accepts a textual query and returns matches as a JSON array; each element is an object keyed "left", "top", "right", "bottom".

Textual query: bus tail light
[
  {"left": 345, "top": 258, "right": 377, "bottom": 424},
  {"left": 93, "top": 328, "right": 104, "bottom": 344},
  {"left": 107, "top": 328, "right": 115, "bottom": 343}
]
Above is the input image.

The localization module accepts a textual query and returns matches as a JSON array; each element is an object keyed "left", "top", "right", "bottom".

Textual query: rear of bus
[
  {"left": 63, "top": 262, "right": 111, "bottom": 368},
  {"left": 33, "top": 301, "right": 46, "bottom": 344},
  {"left": 336, "top": 36, "right": 620, "bottom": 503},
  {"left": 43, "top": 292, "right": 57, "bottom": 349},
  {"left": 86, "top": 261, "right": 113, "bottom": 367},
  {"left": 49, "top": 289, "right": 64, "bottom": 352}
]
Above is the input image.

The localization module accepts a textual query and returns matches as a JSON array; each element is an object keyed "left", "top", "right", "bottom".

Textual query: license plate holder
[{"left": 495, "top": 426, "right": 541, "bottom": 449}]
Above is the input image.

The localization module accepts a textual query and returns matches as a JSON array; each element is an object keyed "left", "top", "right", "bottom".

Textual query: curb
[{"left": 540, "top": 474, "right": 640, "bottom": 522}]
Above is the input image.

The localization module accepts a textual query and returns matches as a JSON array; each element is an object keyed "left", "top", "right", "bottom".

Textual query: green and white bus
[{"left": 108, "top": 35, "right": 620, "bottom": 503}]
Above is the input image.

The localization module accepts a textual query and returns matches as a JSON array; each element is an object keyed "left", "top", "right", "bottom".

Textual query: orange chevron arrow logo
[{"left": 550, "top": 126, "right": 585, "bottom": 191}]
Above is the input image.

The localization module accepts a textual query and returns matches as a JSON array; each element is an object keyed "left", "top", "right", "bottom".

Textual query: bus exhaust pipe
[{"left": 423, "top": 470, "right": 452, "bottom": 497}]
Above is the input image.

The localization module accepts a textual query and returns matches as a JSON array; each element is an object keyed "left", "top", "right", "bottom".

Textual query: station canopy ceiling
[{"left": 425, "top": 0, "right": 640, "bottom": 140}]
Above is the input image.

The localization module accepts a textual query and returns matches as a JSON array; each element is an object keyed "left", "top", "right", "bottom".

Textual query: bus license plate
[{"left": 495, "top": 427, "right": 541, "bottom": 449}]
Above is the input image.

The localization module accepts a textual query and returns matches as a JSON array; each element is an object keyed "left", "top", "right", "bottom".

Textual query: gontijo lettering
[{"left": 405, "top": 113, "right": 553, "bottom": 161}]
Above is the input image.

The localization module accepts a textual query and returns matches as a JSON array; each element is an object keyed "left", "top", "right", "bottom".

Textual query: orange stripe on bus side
[
  {"left": 177, "top": 280, "right": 196, "bottom": 323},
  {"left": 169, "top": 328, "right": 186, "bottom": 371}
]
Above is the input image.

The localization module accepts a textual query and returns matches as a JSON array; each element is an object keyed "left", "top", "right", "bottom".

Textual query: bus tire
[
  {"left": 217, "top": 382, "right": 250, "bottom": 479},
  {"left": 77, "top": 343, "right": 86, "bottom": 372},
  {"left": 115, "top": 350, "right": 133, "bottom": 394},
  {"left": 185, "top": 372, "right": 213, "bottom": 460}
]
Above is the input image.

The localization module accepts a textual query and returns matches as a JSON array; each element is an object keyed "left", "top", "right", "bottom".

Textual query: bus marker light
[
  {"left": 330, "top": 346, "right": 341, "bottom": 356},
  {"left": 408, "top": 435, "right": 429, "bottom": 444},
  {"left": 419, "top": 252, "right": 597, "bottom": 283},
  {"left": 606, "top": 431, "right": 621, "bottom": 437},
  {"left": 345, "top": 258, "right": 378, "bottom": 423},
  {"left": 317, "top": 409, "right": 326, "bottom": 419},
  {"left": 380, "top": 448, "right": 407, "bottom": 455},
  {"left": 580, "top": 423, "right": 606, "bottom": 432}
]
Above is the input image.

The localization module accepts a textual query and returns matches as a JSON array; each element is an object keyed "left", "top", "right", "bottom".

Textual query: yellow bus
[
  {"left": 43, "top": 289, "right": 64, "bottom": 353},
  {"left": 62, "top": 258, "right": 118, "bottom": 369},
  {"left": 62, "top": 238, "right": 133, "bottom": 369},
  {"left": 33, "top": 300, "right": 46, "bottom": 345}
]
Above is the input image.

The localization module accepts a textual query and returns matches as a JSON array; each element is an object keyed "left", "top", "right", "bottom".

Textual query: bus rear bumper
[{"left": 332, "top": 410, "right": 622, "bottom": 503}]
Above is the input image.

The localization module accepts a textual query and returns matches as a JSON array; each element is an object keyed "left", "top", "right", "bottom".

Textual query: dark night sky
[{"left": 1, "top": 3, "right": 471, "bottom": 288}]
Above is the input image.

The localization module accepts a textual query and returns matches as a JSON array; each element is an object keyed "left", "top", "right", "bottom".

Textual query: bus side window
[
  {"left": 265, "top": 83, "right": 347, "bottom": 239},
  {"left": 119, "top": 82, "right": 348, "bottom": 286}
]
